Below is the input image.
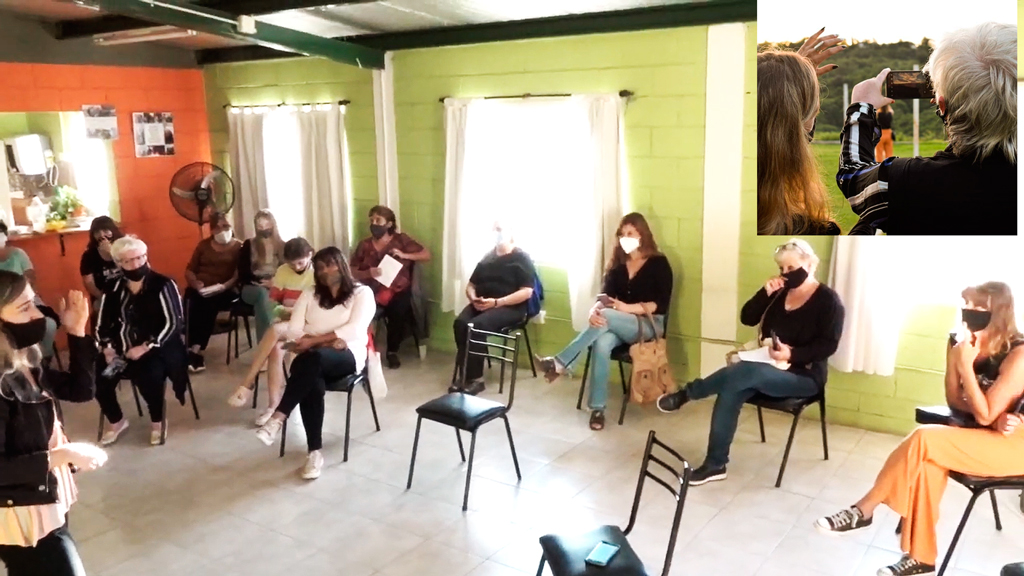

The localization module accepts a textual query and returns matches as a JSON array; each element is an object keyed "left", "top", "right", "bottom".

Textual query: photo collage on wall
[{"left": 132, "top": 112, "right": 176, "bottom": 157}]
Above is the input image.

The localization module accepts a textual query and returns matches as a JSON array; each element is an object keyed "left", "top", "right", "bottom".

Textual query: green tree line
[{"left": 757, "top": 38, "right": 947, "bottom": 141}]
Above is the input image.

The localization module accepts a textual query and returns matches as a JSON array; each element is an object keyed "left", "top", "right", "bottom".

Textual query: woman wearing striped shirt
[
  {"left": 254, "top": 247, "right": 376, "bottom": 480},
  {"left": 95, "top": 236, "right": 190, "bottom": 447}
]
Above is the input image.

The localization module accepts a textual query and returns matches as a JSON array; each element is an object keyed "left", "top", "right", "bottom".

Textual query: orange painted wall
[{"left": 0, "top": 62, "right": 211, "bottom": 309}]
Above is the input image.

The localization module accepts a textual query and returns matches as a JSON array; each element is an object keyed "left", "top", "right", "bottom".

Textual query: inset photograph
[{"left": 757, "top": 2, "right": 1017, "bottom": 235}]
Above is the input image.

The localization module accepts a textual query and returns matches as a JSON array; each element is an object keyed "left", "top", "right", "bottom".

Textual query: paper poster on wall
[
  {"left": 82, "top": 105, "right": 118, "bottom": 140},
  {"left": 132, "top": 112, "right": 175, "bottom": 157}
]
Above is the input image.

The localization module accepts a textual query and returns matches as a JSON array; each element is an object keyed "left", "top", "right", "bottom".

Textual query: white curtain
[
  {"left": 440, "top": 99, "right": 472, "bottom": 313},
  {"left": 373, "top": 51, "right": 401, "bottom": 224},
  {"left": 567, "top": 94, "right": 625, "bottom": 331},
  {"left": 227, "top": 111, "right": 269, "bottom": 238},
  {"left": 296, "top": 106, "right": 350, "bottom": 253}
]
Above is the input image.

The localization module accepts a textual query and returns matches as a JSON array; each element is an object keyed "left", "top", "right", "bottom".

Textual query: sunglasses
[{"left": 775, "top": 242, "right": 809, "bottom": 256}]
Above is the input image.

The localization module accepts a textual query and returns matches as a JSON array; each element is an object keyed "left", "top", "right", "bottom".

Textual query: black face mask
[
  {"left": 123, "top": 264, "right": 150, "bottom": 282},
  {"left": 806, "top": 118, "right": 817, "bottom": 142},
  {"left": 782, "top": 267, "right": 809, "bottom": 289},
  {"left": 257, "top": 229, "right": 273, "bottom": 239},
  {"left": 962, "top": 308, "right": 992, "bottom": 332},
  {"left": 370, "top": 224, "right": 389, "bottom": 240},
  {"left": 2, "top": 318, "right": 47, "bottom": 350}
]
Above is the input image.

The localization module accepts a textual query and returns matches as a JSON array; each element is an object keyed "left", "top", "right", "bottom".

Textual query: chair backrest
[
  {"left": 461, "top": 323, "right": 520, "bottom": 408},
  {"left": 623, "top": 430, "right": 692, "bottom": 576}
]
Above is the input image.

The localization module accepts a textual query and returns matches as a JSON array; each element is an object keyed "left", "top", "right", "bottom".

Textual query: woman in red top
[{"left": 350, "top": 206, "right": 430, "bottom": 369}]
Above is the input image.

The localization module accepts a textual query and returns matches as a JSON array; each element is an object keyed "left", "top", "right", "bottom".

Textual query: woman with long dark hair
[
  {"left": 535, "top": 213, "right": 673, "bottom": 430},
  {"left": 80, "top": 216, "right": 124, "bottom": 303},
  {"left": 0, "top": 271, "right": 106, "bottom": 576},
  {"left": 252, "top": 247, "right": 375, "bottom": 480}
]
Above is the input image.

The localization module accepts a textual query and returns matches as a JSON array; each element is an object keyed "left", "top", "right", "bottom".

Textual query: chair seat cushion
[
  {"left": 324, "top": 372, "right": 366, "bottom": 393},
  {"left": 746, "top": 392, "right": 820, "bottom": 414},
  {"left": 1001, "top": 562, "right": 1024, "bottom": 576},
  {"left": 609, "top": 344, "right": 632, "bottom": 363},
  {"left": 914, "top": 405, "right": 981, "bottom": 428},
  {"left": 949, "top": 470, "right": 1024, "bottom": 489},
  {"left": 416, "top": 393, "right": 506, "bottom": 430},
  {"left": 539, "top": 525, "right": 646, "bottom": 576},
  {"left": 231, "top": 300, "right": 255, "bottom": 317}
]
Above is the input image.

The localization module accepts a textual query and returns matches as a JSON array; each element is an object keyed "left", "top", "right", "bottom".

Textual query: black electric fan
[{"left": 169, "top": 162, "right": 235, "bottom": 237}]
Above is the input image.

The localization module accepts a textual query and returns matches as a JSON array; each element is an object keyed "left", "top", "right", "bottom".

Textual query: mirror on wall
[{"left": 0, "top": 111, "right": 119, "bottom": 233}]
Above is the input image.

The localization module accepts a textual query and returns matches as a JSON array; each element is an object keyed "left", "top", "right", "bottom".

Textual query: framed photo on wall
[{"left": 132, "top": 112, "right": 175, "bottom": 157}]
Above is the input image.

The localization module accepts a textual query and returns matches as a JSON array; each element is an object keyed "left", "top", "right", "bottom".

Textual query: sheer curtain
[
  {"left": 227, "top": 110, "right": 269, "bottom": 238},
  {"left": 296, "top": 106, "right": 350, "bottom": 253},
  {"left": 439, "top": 95, "right": 625, "bottom": 328}
]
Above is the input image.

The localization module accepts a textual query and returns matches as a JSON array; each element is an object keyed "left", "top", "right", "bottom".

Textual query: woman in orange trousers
[
  {"left": 875, "top": 104, "right": 894, "bottom": 161},
  {"left": 815, "top": 282, "right": 1024, "bottom": 576}
]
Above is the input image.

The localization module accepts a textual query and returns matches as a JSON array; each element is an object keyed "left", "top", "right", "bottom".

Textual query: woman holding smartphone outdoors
[{"left": 535, "top": 213, "right": 672, "bottom": 431}]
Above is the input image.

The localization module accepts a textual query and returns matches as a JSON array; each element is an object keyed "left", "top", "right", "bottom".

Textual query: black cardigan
[
  {"left": 0, "top": 335, "right": 96, "bottom": 507},
  {"left": 740, "top": 284, "right": 845, "bottom": 387},
  {"left": 237, "top": 239, "right": 280, "bottom": 287},
  {"left": 601, "top": 254, "right": 673, "bottom": 316}
]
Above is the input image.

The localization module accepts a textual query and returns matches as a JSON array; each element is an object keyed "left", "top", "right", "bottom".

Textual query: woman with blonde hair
[
  {"left": 757, "top": 28, "right": 845, "bottom": 235},
  {"left": 816, "top": 281, "right": 1024, "bottom": 576},
  {"left": 238, "top": 210, "right": 286, "bottom": 343}
]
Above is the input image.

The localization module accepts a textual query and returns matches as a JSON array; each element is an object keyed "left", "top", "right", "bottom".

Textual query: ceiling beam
[
  {"left": 197, "top": 0, "right": 756, "bottom": 65},
  {"left": 54, "top": 0, "right": 376, "bottom": 40},
  {"left": 80, "top": 0, "right": 385, "bottom": 68}
]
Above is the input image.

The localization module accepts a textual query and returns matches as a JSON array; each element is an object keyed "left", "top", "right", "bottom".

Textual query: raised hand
[
  {"left": 59, "top": 290, "right": 89, "bottom": 337},
  {"left": 797, "top": 27, "right": 846, "bottom": 77}
]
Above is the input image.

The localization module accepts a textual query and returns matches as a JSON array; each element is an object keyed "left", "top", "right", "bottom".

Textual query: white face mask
[
  {"left": 619, "top": 236, "right": 640, "bottom": 254},
  {"left": 215, "top": 230, "right": 233, "bottom": 244},
  {"left": 0, "top": 234, "right": 7, "bottom": 249}
]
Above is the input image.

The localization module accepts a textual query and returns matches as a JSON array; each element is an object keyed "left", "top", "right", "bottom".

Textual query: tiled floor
[{"left": 42, "top": 339, "right": 1024, "bottom": 576}]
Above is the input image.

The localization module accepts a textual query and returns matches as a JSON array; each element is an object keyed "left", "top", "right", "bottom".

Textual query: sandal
[{"left": 589, "top": 410, "right": 605, "bottom": 431}]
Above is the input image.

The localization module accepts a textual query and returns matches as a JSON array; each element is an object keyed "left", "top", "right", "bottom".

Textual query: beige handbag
[{"left": 629, "top": 312, "right": 675, "bottom": 404}]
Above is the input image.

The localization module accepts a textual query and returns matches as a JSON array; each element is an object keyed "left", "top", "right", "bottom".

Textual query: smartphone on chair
[
  {"left": 585, "top": 541, "right": 621, "bottom": 567},
  {"left": 884, "top": 70, "right": 934, "bottom": 100}
]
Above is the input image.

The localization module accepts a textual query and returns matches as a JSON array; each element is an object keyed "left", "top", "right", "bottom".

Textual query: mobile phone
[
  {"left": 770, "top": 330, "right": 781, "bottom": 351},
  {"left": 597, "top": 294, "right": 613, "bottom": 307},
  {"left": 585, "top": 541, "right": 620, "bottom": 567},
  {"left": 884, "top": 70, "right": 934, "bottom": 100}
]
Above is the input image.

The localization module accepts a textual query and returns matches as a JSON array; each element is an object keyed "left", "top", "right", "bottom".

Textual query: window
[{"left": 61, "top": 112, "right": 117, "bottom": 217}]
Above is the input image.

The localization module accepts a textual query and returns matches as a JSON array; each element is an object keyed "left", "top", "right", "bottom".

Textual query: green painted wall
[
  {"left": 391, "top": 27, "right": 711, "bottom": 381},
  {"left": 202, "top": 57, "right": 379, "bottom": 235},
  {"left": 0, "top": 113, "right": 29, "bottom": 139},
  {"left": 0, "top": 112, "right": 64, "bottom": 155}
]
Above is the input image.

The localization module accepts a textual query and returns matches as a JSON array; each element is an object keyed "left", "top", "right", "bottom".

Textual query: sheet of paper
[
  {"left": 736, "top": 346, "right": 776, "bottom": 365},
  {"left": 376, "top": 254, "right": 403, "bottom": 288}
]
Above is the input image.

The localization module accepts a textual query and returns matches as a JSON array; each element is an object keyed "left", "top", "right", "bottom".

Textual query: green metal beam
[{"left": 87, "top": 0, "right": 385, "bottom": 69}]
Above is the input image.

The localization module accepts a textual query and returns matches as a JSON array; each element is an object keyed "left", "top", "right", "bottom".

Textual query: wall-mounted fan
[{"left": 169, "top": 162, "right": 235, "bottom": 237}]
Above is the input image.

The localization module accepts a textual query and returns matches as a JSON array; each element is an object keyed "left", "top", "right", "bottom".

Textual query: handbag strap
[
  {"left": 635, "top": 310, "right": 661, "bottom": 344},
  {"left": 757, "top": 290, "right": 784, "bottom": 343}
]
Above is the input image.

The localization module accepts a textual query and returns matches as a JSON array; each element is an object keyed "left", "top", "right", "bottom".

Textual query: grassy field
[{"left": 813, "top": 141, "right": 948, "bottom": 232}]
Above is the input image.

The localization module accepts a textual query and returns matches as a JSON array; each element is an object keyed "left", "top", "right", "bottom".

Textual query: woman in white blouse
[{"left": 254, "top": 247, "right": 375, "bottom": 480}]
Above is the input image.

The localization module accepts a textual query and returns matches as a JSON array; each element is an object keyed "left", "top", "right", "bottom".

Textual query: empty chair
[{"left": 747, "top": 389, "right": 828, "bottom": 487}]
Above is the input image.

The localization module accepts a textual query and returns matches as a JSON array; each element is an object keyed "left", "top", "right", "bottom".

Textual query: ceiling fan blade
[{"left": 171, "top": 187, "right": 196, "bottom": 200}]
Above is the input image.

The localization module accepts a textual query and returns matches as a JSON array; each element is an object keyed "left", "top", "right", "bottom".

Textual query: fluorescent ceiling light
[{"left": 94, "top": 27, "right": 198, "bottom": 46}]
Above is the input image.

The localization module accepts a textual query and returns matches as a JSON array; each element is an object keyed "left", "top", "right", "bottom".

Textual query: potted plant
[{"left": 45, "top": 186, "right": 84, "bottom": 230}]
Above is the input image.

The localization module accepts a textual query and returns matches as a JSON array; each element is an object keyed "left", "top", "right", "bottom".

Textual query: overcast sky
[{"left": 757, "top": 0, "right": 1017, "bottom": 44}]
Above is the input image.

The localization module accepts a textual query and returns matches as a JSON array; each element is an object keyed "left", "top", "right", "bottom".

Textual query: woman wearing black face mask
[
  {"left": 0, "top": 271, "right": 105, "bottom": 576},
  {"left": 95, "top": 236, "right": 189, "bottom": 447},
  {"left": 238, "top": 210, "right": 285, "bottom": 344},
  {"left": 657, "top": 239, "right": 845, "bottom": 486},
  {"left": 816, "top": 282, "right": 1024, "bottom": 576},
  {"left": 350, "top": 205, "right": 430, "bottom": 369}
]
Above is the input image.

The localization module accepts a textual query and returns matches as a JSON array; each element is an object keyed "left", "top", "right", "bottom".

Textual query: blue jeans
[
  {"left": 554, "top": 309, "right": 664, "bottom": 411},
  {"left": 687, "top": 361, "right": 818, "bottom": 468}
]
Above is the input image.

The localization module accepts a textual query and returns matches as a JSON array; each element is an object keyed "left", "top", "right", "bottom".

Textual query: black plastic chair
[
  {"left": 226, "top": 300, "right": 254, "bottom": 365},
  {"left": 745, "top": 391, "right": 828, "bottom": 488},
  {"left": 408, "top": 324, "right": 522, "bottom": 511},
  {"left": 95, "top": 378, "right": 200, "bottom": 445},
  {"left": 278, "top": 365, "right": 380, "bottom": 462},
  {"left": 574, "top": 313, "right": 668, "bottom": 425},
  {"left": 449, "top": 314, "right": 537, "bottom": 393},
  {"left": 1003, "top": 562, "right": 1024, "bottom": 576},
  {"left": 536, "top": 430, "right": 691, "bottom": 576}
]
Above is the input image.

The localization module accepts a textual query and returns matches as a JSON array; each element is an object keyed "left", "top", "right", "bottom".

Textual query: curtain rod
[
  {"left": 223, "top": 100, "right": 351, "bottom": 108},
  {"left": 438, "top": 90, "right": 633, "bottom": 103}
]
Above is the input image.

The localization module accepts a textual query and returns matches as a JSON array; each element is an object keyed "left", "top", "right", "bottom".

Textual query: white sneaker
[
  {"left": 254, "top": 407, "right": 276, "bottom": 428},
  {"left": 256, "top": 417, "right": 283, "bottom": 446},
  {"left": 99, "top": 419, "right": 129, "bottom": 446},
  {"left": 301, "top": 450, "right": 323, "bottom": 480},
  {"left": 227, "top": 385, "right": 253, "bottom": 408},
  {"left": 150, "top": 425, "right": 164, "bottom": 446}
]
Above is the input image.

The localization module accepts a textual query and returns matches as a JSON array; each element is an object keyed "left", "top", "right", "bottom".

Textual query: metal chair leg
[
  {"left": 406, "top": 417, "right": 423, "bottom": 489},
  {"left": 252, "top": 373, "right": 259, "bottom": 409},
  {"left": 343, "top": 390, "right": 354, "bottom": 463},
  {"left": 576, "top": 347, "right": 593, "bottom": 410},
  {"left": 462, "top": 431, "right": 477, "bottom": 511},
  {"left": 757, "top": 407, "right": 766, "bottom": 442},
  {"left": 455, "top": 428, "right": 466, "bottom": 461},
  {"left": 96, "top": 409, "right": 104, "bottom": 442},
  {"left": 499, "top": 337, "right": 507, "bottom": 395},
  {"left": 366, "top": 382, "right": 381, "bottom": 431},
  {"left": 523, "top": 327, "right": 537, "bottom": 378},
  {"left": 131, "top": 382, "right": 143, "bottom": 417},
  {"left": 502, "top": 415, "right": 521, "bottom": 481},
  {"left": 234, "top": 316, "right": 241, "bottom": 360},
  {"left": 536, "top": 556, "right": 546, "bottom": 576},
  {"left": 243, "top": 316, "right": 253, "bottom": 349},
  {"left": 990, "top": 490, "right": 1002, "bottom": 531},
  {"left": 819, "top": 400, "right": 829, "bottom": 460},
  {"left": 775, "top": 411, "right": 802, "bottom": 488},
  {"left": 279, "top": 417, "right": 288, "bottom": 458},
  {"left": 187, "top": 380, "right": 200, "bottom": 420},
  {"left": 937, "top": 491, "right": 985, "bottom": 576},
  {"left": 617, "top": 360, "right": 629, "bottom": 425},
  {"left": 226, "top": 316, "right": 234, "bottom": 365}
]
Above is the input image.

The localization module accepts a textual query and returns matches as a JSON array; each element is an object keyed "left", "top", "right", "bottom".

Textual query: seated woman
[
  {"left": 252, "top": 247, "right": 375, "bottom": 480},
  {"left": 80, "top": 216, "right": 124, "bottom": 306},
  {"left": 183, "top": 211, "right": 242, "bottom": 372},
  {"left": 226, "top": 237, "right": 316, "bottom": 427},
  {"left": 451, "top": 221, "right": 535, "bottom": 396},
  {"left": 815, "top": 282, "right": 1024, "bottom": 576},
  {"left": 350, "top": 205, "right": 431, "bottom": 369},
  {"left": 535, "top": 213, "right": 672, "bottom": 431},
  {"left": 0, "top": 220, "right": 58, "bottom": 359},
  {"left": 95, "top": 236, "right": 190, "bottom": 446},
  {"left": 238, "top": 210, "right": 285, "bottom": 344},
  {"left": 657, "top": 239, "right": 844, "bottom": 485}
]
